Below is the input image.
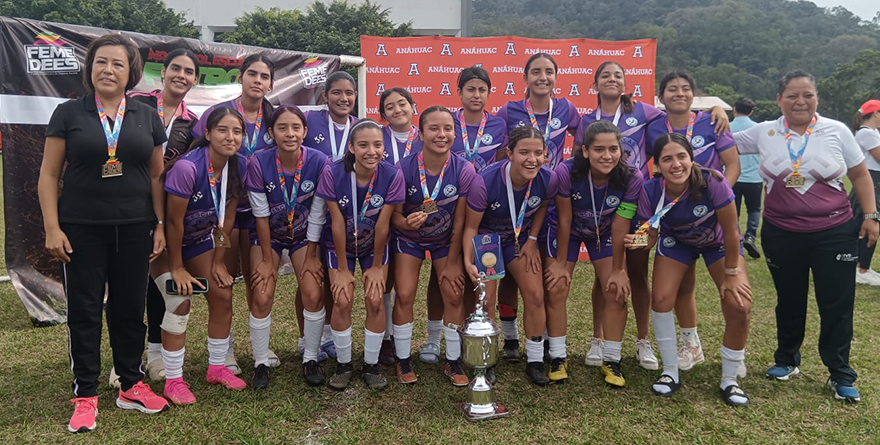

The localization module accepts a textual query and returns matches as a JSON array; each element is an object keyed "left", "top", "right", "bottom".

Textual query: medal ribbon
[
  {"left": 328, "top": 114, "right": 351, "bottom": 162},
  {"left": 459, "top": 110, "right": 487, "bottom": 164},
  {"left": 391, "top": 127, "right": 416, "bottom": 164},
  {"left": 235, "top": 97, "right": 263, "bottom": 158},
  {"left": 595, "top": 103, "right": 622, "bottom": 126},
  {"left": 588, "top": 170, "right": 608, "bottom": 244},
  {"left": 526, "top": 98, "right": 553, "bottom": 146},
  {"left": 666, "top": 112, "right": 695, "bottom": 142},
  {"left": 504, "top": 162, "right": 533, "bottom": 246},
  {"left": 782, "top": 114, "right": 817, "bottom": 172},
  {"left": 417, "top": 152, "right": 450, "bottom": 204},
  {"left": 276, "top": 149, "right": 304, "bottom": 235},
  {"left": 207, "top": 154, "right": 230, "bottom": 230},
  {"left": 95, "top": 95, "right": 126, "bottom": 162},
  {"left": 350, "top": 170, "right": 378, "bottom": 240},
  {"left": 637, "top": 182, "right": 688, "bottom": 233},
  {"left": 156, "top": 91, "right": 183, "bottom": 126}
]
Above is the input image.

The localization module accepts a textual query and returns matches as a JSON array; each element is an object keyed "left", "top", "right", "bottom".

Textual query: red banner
[{"left": 361, "top": 36, "right": 656, "bottom": 260}]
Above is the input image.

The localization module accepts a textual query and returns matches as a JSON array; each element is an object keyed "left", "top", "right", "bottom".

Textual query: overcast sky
[{"left": 806, "top": 0, "right": 878, "bottom": 21}]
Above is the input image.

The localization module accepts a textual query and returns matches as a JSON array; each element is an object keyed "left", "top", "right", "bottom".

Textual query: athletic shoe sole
[
  {"left": 115, "top": 397, "right": 169, "bottom": 414},
  {"left": 766, "top": 367, "right": 800, "bottom": 381},
  {"left": 743, "top": 241, "right": 760, "bottom": 259},
  {"left": 637, "top": 359, "right": 660, "bottom": 371},
  {"left": 584, "top": 356, "right": 602, "bottom": 367},
  {"left": 68, "top": 423, "right": 96, "bottom": 434}
]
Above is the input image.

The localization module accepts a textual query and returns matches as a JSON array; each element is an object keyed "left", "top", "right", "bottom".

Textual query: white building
[{"left": 165, "top": 0, "right": 471, "bottom": 42}]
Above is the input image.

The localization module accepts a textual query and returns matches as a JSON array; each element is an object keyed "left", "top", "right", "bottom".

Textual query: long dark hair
[
  {"left": 651, "top": 132, "right": 722, "bottom": 202},
  {"left": 239, "top": 53, "right": 276, "bottom": 119},
  {"left": 378, "top": 87, "right": 415, "bottom": 122},
  {"left": 168, "top": 106, "right": 245, "bottom": 201},
  {"left": 163, "top": 48, "right": 201, "bottom": 74},
  {"left": 269, "top": 105, "right": 307, "bottom": 130},
  {"left": 594, "top": 61, "right": 634, "bottom": 115},
  {"left": 523, "top": 53, "right": 557, "bottom": 98},
  {"left": 344, "top": 119, "right": 383, "bottom": 173},
  {"left": 571, "top": 120, "right": 631, "bottom": 191},
  {"left": 458, "top": 65, "right": 492, "bottom": 90}
]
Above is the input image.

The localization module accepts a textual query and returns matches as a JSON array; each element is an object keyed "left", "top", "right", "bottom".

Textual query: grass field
[{"left": 0, "top": 163, "right": 879, "bottom": 444}]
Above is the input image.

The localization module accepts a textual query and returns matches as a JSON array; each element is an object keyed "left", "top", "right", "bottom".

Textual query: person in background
[
  {"left": 730, "top": 97, "right": 762, "bottom": 259},
  {"left": 850, "top": 99, "right": 880, "bottom": 286}
]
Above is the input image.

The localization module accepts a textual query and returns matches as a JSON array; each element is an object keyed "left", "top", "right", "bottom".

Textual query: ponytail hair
[
  {"left": 571, "top": 120, "right": 631, "bottom": 190},
  {"left": 651, "top": 132, "right": 722, "bottom": 202},
  {"left": 594, "top": 61, "right": 634, "bottom": 114},
  {"left": 345, "top": 119, "right": 382, "bottom": 173},
  {"left": 852, "top": 111, "right": 867, "bottom": 131}
]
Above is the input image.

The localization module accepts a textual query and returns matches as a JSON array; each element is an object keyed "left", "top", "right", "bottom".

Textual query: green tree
[
  {"left": 818, "top": 49, "right": 880, "bottom": 122},
  {"left": 220, "top": 1, "right": 412, "bottom": 56},
  {"left": 0, "top": 0, "right": 200, "bottom": 38}
]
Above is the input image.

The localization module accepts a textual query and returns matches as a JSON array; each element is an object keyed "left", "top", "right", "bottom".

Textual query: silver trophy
[{"left": 455, "top": 278, "right": 510, "bottom": 421}]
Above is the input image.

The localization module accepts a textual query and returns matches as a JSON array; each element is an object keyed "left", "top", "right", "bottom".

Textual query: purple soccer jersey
[
  {"left": 646, "top": 111, "right": 736, "bottom": 172},
  {"left": 304, "top": 109, "right": 358, "bottom": 162},
  {"left": 575, "top": 101, "right": 665, "bottom": 179},
  {"left": 244, "top": 145, "right": 329, "bottom": 247},
  {"left": 450, "top": 108, "right": 508, "bottom": 172},
  {"left": 394, "top": 152, "right": 478, "bottom": 248},
  {"left": 165, "top": 146, "right": 248, "bottom": 246},
  {"left": 554, "top": 159, "right": 644, "bottom": 242},
  {"left": 382, "top": 125, "right": 423, "bottom": 165},
  {"left": 191, "top": 99, "right": 274, "bottom": 158},
  {"left": 468, "top": 159, "right": 559, "bottom": 245},
  {"left": 496, "top": 97, "right": 580, "bottom": 169},
  {"left": 636, "top": 170, "right": 735, "bottom": 248},
  {"left": 317, "top": 160, "right": 405, "bottom": 257}
]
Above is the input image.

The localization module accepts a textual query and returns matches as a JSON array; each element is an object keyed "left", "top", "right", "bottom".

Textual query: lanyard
[
  {"left": 391, "top": 127, "right": 415, "bottom": 164},
  {"left": 595, "top": 103, "right": 622, "bottom": 126},
  {"left": 350, "top": 169, "right": 378, "bottom": 249},
  {"left": 417, "top": 152, "right": 450, "bottom": 203},
  {"left": 328, "top": 114, "right": 351, "bottom": 162},
  {"left": 276, "top": 149, "right": 304, "bottom": 235},
  {"left": 588, "top": 170, "right": 608, "bottom": 250},
  {"left": 666, "top": 112, "right": 695, "bottom": 142},
  {"left": 207, "top": 153, "right": 230, "bottom": 230},
  {"left": 235, "top": 97, "right": 263, "bottom": 158},
  {"left": 783, "top": 114, "right": 817, "bottom": 172},
  {"left": 95, "top": 95, "right": 126, "bottom": 161},
  {"left": 526, "top": 98, "right": 553, "bottom": 146},
  {"left": 637, "top": 182, "right": 688, "bottom": 233},
  {"left": 460, "top": 110, "right": 487, "bottom": 164},
  {"left": 157, "top": 91, "right": 183, "bottom": 127},
  {"left": 504, "top": 162, "right": 533, "bottom": 248}
]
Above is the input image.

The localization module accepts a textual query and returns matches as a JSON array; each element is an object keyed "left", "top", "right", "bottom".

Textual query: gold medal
[
  {"left": 102, "top": 158, "right": 123, "bottom": 178},
  {"left": 421, "top": 199, "right": 439, "bottom": 214},
  {"left": 481, "top": 252, "right": 497, "bottom": 268},
  {"left": 213, "top": 227, "right": 231, "bottom": 248},
  {"left": 632, "top": 232, "right": 648, "bottom": 247},
  {"left": 514, "top": 240, "right": 521, "bottom": 257},
  {"left": 785, "top": 172, "right": 805, "bottom": 188}
]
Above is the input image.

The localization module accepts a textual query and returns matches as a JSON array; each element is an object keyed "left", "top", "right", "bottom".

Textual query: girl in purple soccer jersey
[
  {"left": 463, "top": 126, "right": 559, "bottom": 387},
  {"left": 494, "top": 52, "right": 580, "bottom": 362},
  {"left": 646, "top": 71, "right": 742, "bottom": 373},
  {"left": 163, "top": 107, "right": 250, "bottom": 403},
  {"left": 544, "top": 120, "right": 643, "bottom": 386},
  {"left": 243, "top": 106, "right": 330, "bottom": 389},
  {"left": 316, "top": 119, "right": 405, "bottom": 390},
  {"left": 192, "top": 54, "right": 277, "bottom": 374},
  {"left": 391, "top": 106, "right": 477, "bottom": 387},
  {"left": 625, "top": 132, "right": 752, "bottom": 407}
]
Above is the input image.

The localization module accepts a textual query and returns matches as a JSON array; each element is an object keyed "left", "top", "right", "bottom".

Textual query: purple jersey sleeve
[
  {"left": 623, "top": 169, "right": 644, "bottom": 204},
  {"left": 458, "top": 162, "right": 478, "bottom": 197},
  {"left": 708, "top": 173, "right": 735, "bottom": 209},
  {"left": 191, "top": 105, "right": 215, "bottom": 139},
  {"left": 546, "top": 169, "right": 560, "bottom": 199},
  {"left": 496, "top": 103, "right": 509, "bottom": 128},
  {"left": 164, "top": 159, "right": 198, "bottom": 199},
  {"left": 716, "top": 129, "right": 736, "bottom": 152},
  {"left": 316, "top": 163, "right": 336, "bottom": 201},
  {"left": 467, "top": 175, "right": 488, "bottom": 212},
  {"left": 244, "top": 157, "right": 265, "bottom": 193},
  {"left": 566, "top": 100, "right": 581, "bottom": 134},
  {"left": 641, "top": 102, "right": 665, "bottom": 124},
  {"left": 636, "top": 182, "right": 655, "bottom": 223},
  {"left": 385, "top": 168, "right": 406, "bottom": 205},
  {"left": 554, "top": 162, "right": 572, "bottom": 198}
]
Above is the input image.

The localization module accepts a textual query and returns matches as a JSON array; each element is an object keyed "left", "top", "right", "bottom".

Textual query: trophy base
[{"left": 454, "top": 402, "right": 510, "bottom": 422}]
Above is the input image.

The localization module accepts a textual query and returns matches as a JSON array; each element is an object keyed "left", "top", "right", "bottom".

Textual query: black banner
[{"left": 0, "top": 16, "right": 341, "bottom": 325}]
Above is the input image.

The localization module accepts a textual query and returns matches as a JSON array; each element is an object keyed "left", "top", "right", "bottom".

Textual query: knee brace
[{"left": 156, "top": 272, "right": 193, "bottom": 335}]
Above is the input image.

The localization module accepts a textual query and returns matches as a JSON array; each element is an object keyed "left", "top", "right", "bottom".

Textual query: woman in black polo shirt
[{"left": 38, "top": 34, "right": 170, "bottom": 434}]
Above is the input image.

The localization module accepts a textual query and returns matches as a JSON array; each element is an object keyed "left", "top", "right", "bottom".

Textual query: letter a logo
[
  {"left": 633, "top": 85, "right": 643, "bottom": 98},
  {"left": 503, "top": 82, "right": 516, "bottom": 95},
  {"left": 376, "top": 43, "right": 388, "bottom": 57},
  {"left": 408, "top": 63, "right": 420, "bottom": 76},
  {"left": 439, "top": 82, "right": 452, "bottom": 96},
  {"left": 569, "top": 84, "right": 581, "bottom": 96},
  {"left": 375, "top": 83, "right": 386, "bottom": 96},
  {"left": 440, "top": 43, "right": 453, "bottom": 56},
  {"left": 632, "top": 46, "right": 644, "bottom": 58},
  {"left": 569, "top": 45, "right": 580, "bottom": 58},
  {"left": 505, "top": 42, "right": 516, "bottom": 56}
]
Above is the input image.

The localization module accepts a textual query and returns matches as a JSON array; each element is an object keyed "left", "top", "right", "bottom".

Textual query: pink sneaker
[
  {"left": 116, "top": 381, "right": 170, "bottom": 414},
  {"left": 163, "top": 378, "right": 196, "bottom": 405},
  {"left": 68, "top": 396, "right": 98, "bottom": 433},
  {"left": 206, "top": 365, "right": 247, "bottom": 390}
]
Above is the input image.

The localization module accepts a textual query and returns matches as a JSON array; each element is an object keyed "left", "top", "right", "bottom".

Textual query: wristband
[
  {"left": 156, "top": 220, "right": 164, "bottom": 225},
  {"left": 528, "top": 235, "right": 538, "bottom": 241},
  {"left": 725, "top": 267, "right": 741, "bottom": 276},
  {"left": 616, "top": 202, "right": 637, "bottom": 219}
]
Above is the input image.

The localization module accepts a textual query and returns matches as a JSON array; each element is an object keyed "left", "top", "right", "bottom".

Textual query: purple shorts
[
  {"left": 325, "top": 244, "right": 390, "bottom": 271},
  {"left": 540, "top": 223, "right": 612, "bottom": 262},
  {"left": 234, "top": 211, "right": 255, "bottom": 231},
  {"left": 182, "top": 239, "right": 214, "bottom": 261},
  {"left": 496, "top": 231, "right": 533, "bottom": 267},
  {"left": 655, "top": 234, "right": 743, "bottom": 266},
  {"left": 393, "top": 237, "right": 450, "bottom": 261},
  {"left": 249, "top": 235, "right": 308, "bottom": 259}
]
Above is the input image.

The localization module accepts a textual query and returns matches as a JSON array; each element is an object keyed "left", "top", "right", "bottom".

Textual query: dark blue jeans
[{"left": 733, "top": 182, "right": 762, "bottom": 239}]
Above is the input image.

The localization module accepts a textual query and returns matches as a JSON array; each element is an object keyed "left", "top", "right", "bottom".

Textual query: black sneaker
[
  {"left": 379, "top": 338, "right": 396, "bottom": 366},
  {"left": 526, "top": 361, "right": 549, "bottom": 386},
  {"left": 743, "top": 236, "right": 760, "bottom": 259},
  {"left": 503, "top": 339, "right": 521, "bottom": 361},
  {"left": 362, "top": 363, "right": 387, "bottom": 390},
  {"left": 303, "top": 360, "right": 324, "bottom": 387},
  {"left": 486, "top": 365, "right": 497, "bottom": 386},
  {"left": 327, "top": 362, "right": 353, "bottom": 390},
  {"left": 253, "top": 364, "right": 270, "bottom": 390}
]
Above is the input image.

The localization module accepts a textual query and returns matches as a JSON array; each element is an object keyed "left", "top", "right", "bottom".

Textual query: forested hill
[{"left": 473, "top": 0, "right": 880, "bottom": 120}]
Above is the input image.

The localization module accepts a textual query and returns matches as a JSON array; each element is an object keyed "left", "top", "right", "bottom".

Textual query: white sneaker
[
  {"left": 678, "top": 340, "right": 705, "bottom": 371},
  {"left": 635, "top": 339, "right": 660, "bottom": 370},
  {"left": 225, "top": 354, "right": 242, "bottom": 375},
  {"left": 585, "top": 338, "right": 603, "bottom": 367},
  {"left": 108, "top": 366, "right": 121, "bottom": 388},
  {"left": 268, "top": 349, "right": 281, "bottom": 368},
  {"left": 146, "top": 357, "right": 166, "bottom": 381},
  {"left": 856, "top": 269, "right": 880, "bottom": 286}
]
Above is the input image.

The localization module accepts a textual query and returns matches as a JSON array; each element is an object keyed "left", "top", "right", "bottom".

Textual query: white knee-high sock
[
  {"left": 332, "top": 327, "right": 352, "bottom": 364},
  {"left": 548, "top": 336, "right": 567, "bottom": 359},
  {"left": 603, "top": 340, "right": 622, "bottom": 363},
  {"left": 393, "top": 322, "right": 413, "bottom": 359},
  {"left": 652, "top": 310, "right": 679, "bottom": 383},
  {"left": 303, "top": 308, "right": 326, "bottom": 363},
  {"left": 500, "top": 320, "right": 519, "bottom": 341},
  {"left": 721, "top": 346, "right": 745, "bottom": 389},
  {"left": 444, "top": 325, "right": 461, "bottom": 361},
  {"left": 162, "top": 347, "right": 185, "bottom": 380},
  {"left": 207, "top": 336, "right": 229, "bottom": 367},
  {"left": 249, "top": 313, "right": 272, "bottom": 367},
  {"left": 426, "top": 319, "right": 443, "bottom": 345},
  {"left": 321, "top": 323, "right": 333, "bottom": 345},
  {"left": 525, "top": 337, "right": 544, "bottom": 363},
  {"left": 364, "top": 329, "right": 385, "bottom": 365}
]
